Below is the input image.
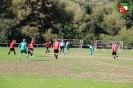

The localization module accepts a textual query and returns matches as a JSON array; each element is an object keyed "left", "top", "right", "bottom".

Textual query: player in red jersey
[
  {"left": 30, "top": 38, "right": 35, "bottom": 45},
  {"left": 30, "top": 38, "right": 35, "bottom": 56},
  {"left": 112, "top": 42, "right": 119, "bottom": 60},
  {"left": 27, "top": 43, "right": 34, "bottom": 56},
  {"left": 53, "top": 39, "right": 60, "bottom": 59},
  {"left": 43, "top": 41, "right": 52, "bottom": 55},
  {"left": 8, "top": 39, "right": 16, "bottom": 55}
]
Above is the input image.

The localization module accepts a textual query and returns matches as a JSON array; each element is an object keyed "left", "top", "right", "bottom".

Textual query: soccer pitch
[{"left": 0, "top": 47, "right": 133, "bottom": 88}]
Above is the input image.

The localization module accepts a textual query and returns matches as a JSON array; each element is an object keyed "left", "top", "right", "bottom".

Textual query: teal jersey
[
  {"left": 89, "top": 45, "right": 94, "bottom": 52},
  {"left": 20, "top": 42, "right": 27, "bottom": 50},
  {"left": 66, "top": 42, "right": 70, "bottom": 50}
]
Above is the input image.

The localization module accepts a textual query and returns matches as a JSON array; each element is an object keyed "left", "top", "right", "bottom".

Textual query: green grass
[
  {"left": 0, "top": 47, "right": 133, "bottom": 88},
  {"left": 0, "top": 75, "right": 133, "bottom": 88}
]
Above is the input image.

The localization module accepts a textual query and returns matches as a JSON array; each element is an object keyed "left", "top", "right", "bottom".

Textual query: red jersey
[
  {"left": 112, "top": 44, "right": 117, "bottom": 52},
  {"left": 30, "top": 40, "right": 35, "bottom": 45},
  {"left": 45, "top": 42, "right": 51, "bottom": 48},
  {"left": 10, "top": 41, "right": 15, "bottom": 48},
  {"left": 54, "top": 41, "right": 60, "bottom": 50},
  {"left": 28, "top": 44, "right": 34, "bottom": 48}
]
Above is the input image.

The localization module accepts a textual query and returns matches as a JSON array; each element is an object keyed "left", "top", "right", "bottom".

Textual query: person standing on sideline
[
  {"left": 88, "top": 44, "right": 94, "bottom": 57},
  {"left": 8, "top": 39, "right": 16, "bottom": 55},
  {"left": 64, "top": 41, "right": 70, "bottom": 55},
  {"left": 18, "top": 39, "right": 28, "bottom": 62},
  {"left": 53, "top": 39, "right": 60, "bottom": 59},
  {"left": 43, "top": 41, "right": 52, "bottom": 55},
  {"left": 60, "top": 40, "right": 65, "bottom": 54},
  {"left": 112, "top": 42, "right": 119, "bottom": 60}
]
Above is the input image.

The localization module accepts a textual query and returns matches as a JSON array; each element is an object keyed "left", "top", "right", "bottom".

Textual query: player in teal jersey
[
  {"left": 64, "top": 41, "right": 70, "bottom": 55},
  {"left": 18, "top": 39, "right": 28, "bottom": 61},
  {"left": 88, "top": 44, "right": 94, "bottom": 57}
]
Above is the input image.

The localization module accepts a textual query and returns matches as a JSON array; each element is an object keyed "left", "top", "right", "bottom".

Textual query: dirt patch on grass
[{"left": 0, "top": 53, "right": 133, "bottom": 83}]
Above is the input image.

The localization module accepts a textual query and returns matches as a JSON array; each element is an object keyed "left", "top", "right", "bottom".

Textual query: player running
[
  {"left": 30, "top": 38, "right": 35, "bottom": 56},
  {"left": 27, "top": 43, "right": 34, "bottom": 56},
  {"left": 53, "top": 39, "right": 60, "bottom": 59},
  {"left": 88, "top": 44, "right": 94, "bottom": 57},
  {"left": 8, "top": 39, "right": 16, "bottom": 55},
  {"left": 30, "top": 38, "right": 35, "bottom": 46},
  {"left": 18, "top": 39, "right": 28, "bottom": 62},
  {"left": 112, "top": 42, "right": 119, "bottom": 60},
  {"left": 43, "top": 41, "right": 52, "bottom": 55}
]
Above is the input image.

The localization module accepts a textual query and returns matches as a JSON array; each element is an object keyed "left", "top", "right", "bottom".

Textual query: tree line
[{"left": 0, "top": 0, "right": 133, "bottom": 48}]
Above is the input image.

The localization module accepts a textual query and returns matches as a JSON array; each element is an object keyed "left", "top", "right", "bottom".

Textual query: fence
[
  {"left": 1, "top": 43, "right": 133, "bottom": 50},
  {"left": 0, "top": 43, "right": 86, "bottom": 48}
]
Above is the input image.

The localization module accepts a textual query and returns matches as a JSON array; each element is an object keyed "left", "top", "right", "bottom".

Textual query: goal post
[{"left": 94, "top": 40, "right": 123, "bottom": 51}]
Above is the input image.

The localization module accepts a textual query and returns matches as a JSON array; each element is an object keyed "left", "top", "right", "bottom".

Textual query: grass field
[{"left": 0, "top": 47, "right": 133, "bottom": 88}]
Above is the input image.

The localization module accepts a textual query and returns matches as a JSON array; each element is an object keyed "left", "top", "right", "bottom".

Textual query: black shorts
[
  {"left": 54, "top": 50, "right": 59, "bottom": 53},
  {"left": 28, "top": 48, "right": 34, "bottom": 51},
  {"left": 112, "top": 52, "right": 116, "bottom": 55},
  {"left": 46, "top": 47, "right": 50, "bottom": 50},
  {"left": 10, "top": 48, "right": 15, "bottom": 51},
  {"left": 60, "top": 46, "right": 64, "bottom": 49}
]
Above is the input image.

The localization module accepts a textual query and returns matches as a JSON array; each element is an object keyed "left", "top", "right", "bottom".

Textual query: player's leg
[
  {"left": 8, "top": 51, "right": 11, "bottom": 55},
  {"left": 25, "top": 50, "right": 28, "bottom": 61},
  {"left": 112, "top": 52, "right": 115, "bottom": 60},
  {"left": 55, "top": 50, "right": 59, "bottom": 59},
  {"left": 65, "top": 47, "right": 69, "bottom": 55},
  {"left": 8, "top": 48, "right": 12, "bottom": 55},
  {"left": 60, "top": 47, "right": 63, "bottom": 53},
  {"left": 54, "top": 49, "right": 56, "bottom": 59},
  {"left": 88, "top": 51, "right": 91, "bottom": 56},
  {"left": 54, "top": 50, "right": 58, "bottom": 59},
  {"left": 30, "top": 50, "right": 33, "bottom": 56},
  {"left": 115, "top": 52, "right": 119, "bottom": 60},
  {"left": 67, "top": 50, "right": 69, "bottom": 55},
  {"left": 27, "top": 48, "right": 31, "bottom": 55},
  {"left": 13, "top": 48, "right": 16, "bottom": 55},
  {"left": 31, "top": 48, "right": 34, "bottom": 56},
  {"left": 113, "top": 52, "right": 116, "bottom": 60},
  {"left": 18, "top": 53, "right": 22, "bottom": 62},
  {"left": 62, "top": 47, "right": 64, "bottom": 53},
  {"left": 116, "top": 56, "right": 119, "bottom": 60},
  {"left": 46, "top": 48, "right": 48, "bottom": 54},
  {"left": 90, "top": 52, "right": 93, "bottom": 56},
  {"left": 64, "top": 47, "right": 67, "bottom": 55},
  {"left": 47, "top": 48, "right": 50, "bottom": 54},
  {"left": 113, "top": 55, "right": 116, "bottom": 60},
  {"left": 28, "top": 48, "right": 33, "bottom": 56}
]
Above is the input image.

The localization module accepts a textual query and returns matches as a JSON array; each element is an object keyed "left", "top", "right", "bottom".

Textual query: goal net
[{"left": 94, "top": 40, "right": 123, "bottom": 51}]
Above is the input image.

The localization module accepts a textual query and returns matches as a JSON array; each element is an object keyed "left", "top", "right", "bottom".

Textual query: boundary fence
[{"left": 0, "top": 43, "right": 133, "bottom": 50}]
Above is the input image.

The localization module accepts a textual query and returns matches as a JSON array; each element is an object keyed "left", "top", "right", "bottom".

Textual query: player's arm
[
  {"left": 26, "top": 43, "right": 28, "bottom": 51},
  {"left": 43, "top": 43, "right": 46, "bottom": 46},
  {"left": 26, "top": 46, "right": 28, "bottom": 51},
  {"left": 18, "top": 44, "right": 20, "bottom": 50}
]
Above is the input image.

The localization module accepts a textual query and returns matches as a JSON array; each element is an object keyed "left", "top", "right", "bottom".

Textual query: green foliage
[
  {"left": 42, "top": 28, "right": 58, "bottom": 41},
  {"left": 118, "top": 27, "right": 133, "bottom": 48},
  {"left": 0, "top": 18, "right": 16, "bottom": 42},
  {"left": 1, "top": 0, "right": 133, "bottom": 47},
  {"left": 22, "top": 25, "right": 39, "bottom": 39}
]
